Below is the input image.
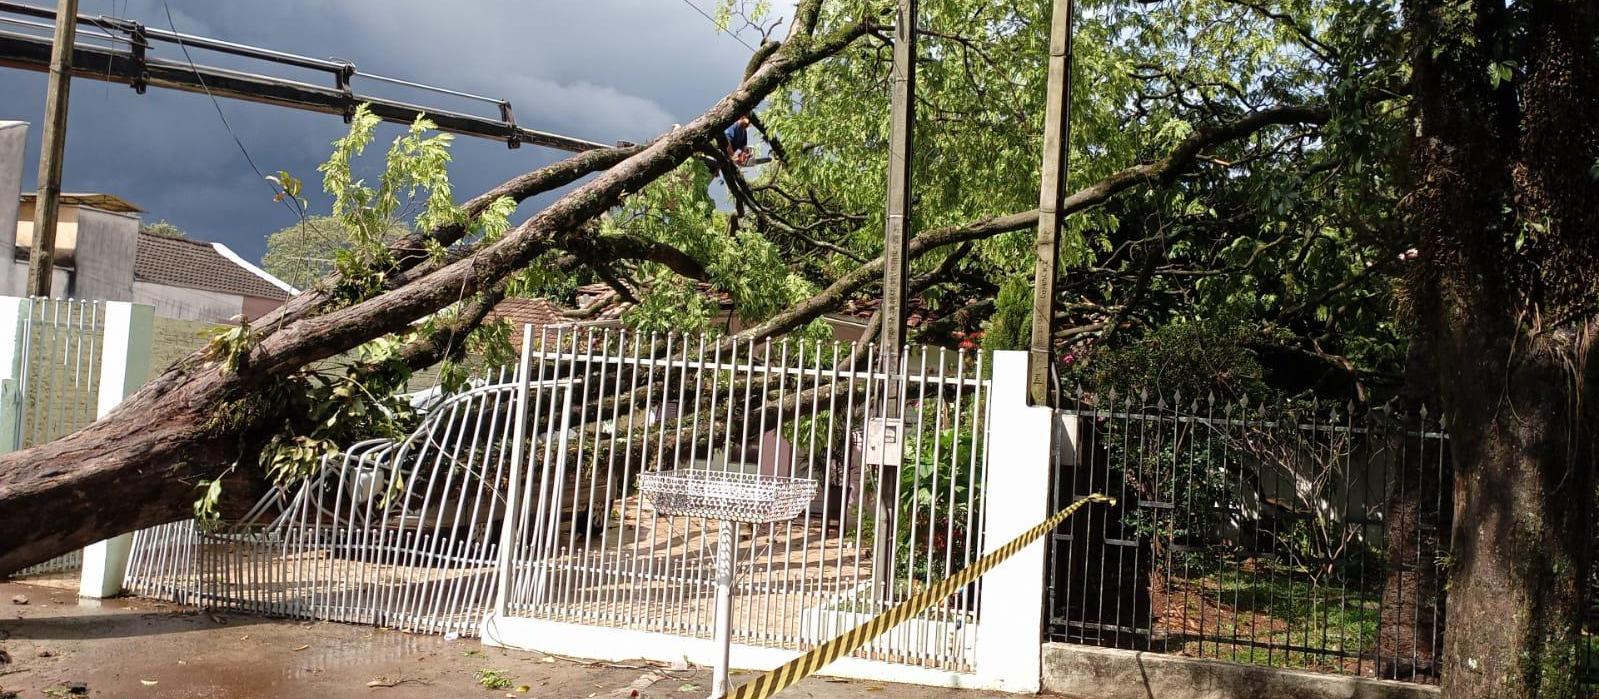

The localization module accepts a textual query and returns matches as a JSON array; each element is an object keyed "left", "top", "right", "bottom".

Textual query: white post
[
  {"left": 974, "top": 351, "right": 1051, "bottom": 692},
  {"left": 0, "top": 296, "right": 30, "bottom": 453},
  {"left": 78, "top": 301, "right": 153, "bottom": 599},
  {"left": 493, "top": 324, "right": 537, "bottom": 617},
  {"left": 710, "top": 520, "right": 736, "bottom": 699}
]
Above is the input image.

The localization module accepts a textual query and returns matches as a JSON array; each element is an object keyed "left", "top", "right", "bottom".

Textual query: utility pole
[
  {"left": 27, "top": 0, "right": 79, "bottom": 298},
  {"left": 1028, "top": 0, "right": 1076, "bottom": 407},
  {"left": 870, "top": 0, "right": 916, "bottom": 601}
]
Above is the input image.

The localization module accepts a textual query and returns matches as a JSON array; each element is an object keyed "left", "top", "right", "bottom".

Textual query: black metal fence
[{"left": 1045, "top": 390, "right": 1452, "bottom": 683}]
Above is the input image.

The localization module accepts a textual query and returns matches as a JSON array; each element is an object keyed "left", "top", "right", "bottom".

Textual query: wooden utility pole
[
  {"left": 27, "top": 0, "right": 79, "bottom": 298},
  {"left": 871, "top": 0, "right": 916, "bottom": 600},
  {"left": 1028, "top": 0, "right": 1076, "bottom": 407}
]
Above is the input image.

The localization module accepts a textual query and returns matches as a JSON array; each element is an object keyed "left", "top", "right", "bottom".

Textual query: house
[
  {"left": 132, "top": 230, "right": 293, "bottom": 322},
  {"left": 6, "top": 194, "right": 294, "bottom": 322},
  {"left": 0, "top": 121, "right": 293, "bottom": 322}
]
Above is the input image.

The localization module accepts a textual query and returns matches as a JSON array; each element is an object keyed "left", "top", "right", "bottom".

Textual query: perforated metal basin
[{"left": 637, "top": 469, "right": 818, "bottom": 524}]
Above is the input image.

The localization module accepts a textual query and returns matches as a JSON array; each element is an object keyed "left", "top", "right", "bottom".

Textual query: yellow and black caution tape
[{"left": 721, "top": 493, "right": 1114, "bottom": 699}]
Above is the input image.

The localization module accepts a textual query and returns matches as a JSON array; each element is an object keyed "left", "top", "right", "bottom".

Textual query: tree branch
[{"left": 734, "top": 103, "right": 1332, "bottom": 341}]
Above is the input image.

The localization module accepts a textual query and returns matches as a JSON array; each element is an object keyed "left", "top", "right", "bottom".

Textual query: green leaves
[{"left": 1487, "top": 61, "right": 1515, "bottom": 88}]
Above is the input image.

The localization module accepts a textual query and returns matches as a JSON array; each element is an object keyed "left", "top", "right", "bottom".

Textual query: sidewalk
[{"left": 0, "top": 581, "right": 1020, "bottom": 698}]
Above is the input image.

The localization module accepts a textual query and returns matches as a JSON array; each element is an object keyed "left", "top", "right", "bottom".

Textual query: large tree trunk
[
  {"left": 1439, "top": 336, "right": 1595, "bottom": 697},
  {"left": 0, "top": 367, "right": 244, "bottom": 573},
  {"left": 1403, "top": 0, "right": 1599, "bottom": 693}
]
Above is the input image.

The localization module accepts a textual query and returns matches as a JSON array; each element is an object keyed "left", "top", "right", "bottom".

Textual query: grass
[{"left": 1159, "top": 567, "right": 1383, "bottom": 674}]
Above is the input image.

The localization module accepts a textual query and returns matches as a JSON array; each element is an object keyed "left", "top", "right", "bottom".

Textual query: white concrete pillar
[
  {"left": 974, "top": 351, "right": 1052, "bottom": 692},
  {"left": 0, "top": 122, "right": 26, "bottom": 296},
  {"left": 0, "top": 296, "right": 31, "bottom": 453},
  {"left": 78, "top": 301, "right": 154, "bottom": 599}
]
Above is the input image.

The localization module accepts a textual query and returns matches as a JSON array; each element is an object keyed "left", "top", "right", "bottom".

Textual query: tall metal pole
[
  {"left": 26, "top": 0, "right": 79, "bottom": 298},
  {"left": 1027, "top": 0, "right": 1076, "bottom": 407},
  {"left": 873, "top": 0, "right": 916, "bottom": 601},
  {"left": 709, "top": 520, "right": 735, "bottom": 699}
]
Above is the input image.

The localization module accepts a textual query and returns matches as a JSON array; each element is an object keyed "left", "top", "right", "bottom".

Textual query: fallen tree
[{"left": 0, "top": 1, "right": 1355, "bottom": 576}]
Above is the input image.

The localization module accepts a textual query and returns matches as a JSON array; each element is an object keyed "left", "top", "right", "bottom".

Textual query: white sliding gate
[
  {"left": 488, "top": 328, "right": 991, "bottom": 675},
  {"left": 125, "top": 370, "right": 572, "bottom": 637}
]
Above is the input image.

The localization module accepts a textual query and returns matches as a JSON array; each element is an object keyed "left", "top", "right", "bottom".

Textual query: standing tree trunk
[{"left": 1402, "top": 0, "right": 1599, "bottom": 694}]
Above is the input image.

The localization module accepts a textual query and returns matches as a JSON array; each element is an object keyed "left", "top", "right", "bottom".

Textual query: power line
[
  {"left": 160, "top": 2, "right": 273, "bottom": 190},
  {"left": 674, "top": 0, "right": 757, "bottom": 53}
]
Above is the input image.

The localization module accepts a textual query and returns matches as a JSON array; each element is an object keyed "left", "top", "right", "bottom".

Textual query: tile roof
[
  {"left": 486, "top": 297, "right": 571, "bottom": 330},
  {"left": 135, "top": 232, "right": 290, "bottom": 300}
]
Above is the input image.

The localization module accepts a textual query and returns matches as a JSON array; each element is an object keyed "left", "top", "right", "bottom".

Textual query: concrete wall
[
  {"left": 132, "top": 281, "right": 243, "bottom": 323},
  {"left": 150, "top": 315, "right": 221, "bottom": 373},
  {"left": 241, "top": 294, "right": 283, "bottom": 321},
  {"left": 1041, "top": 643, "right": 1438, "bottom": 699},
  {"left": 70, "top": 207, "right": 137, "bottom": 302},
  {"left": 2, "top": 260, "right": 68, "bottom": 298},
  {"left": 0, "top": 122, "right": 22, "bottom": 296}
]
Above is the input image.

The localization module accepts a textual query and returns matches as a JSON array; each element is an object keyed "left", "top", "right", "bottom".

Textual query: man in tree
[{"left": 725, "top": 114, "right": 753, "bottom": 166}]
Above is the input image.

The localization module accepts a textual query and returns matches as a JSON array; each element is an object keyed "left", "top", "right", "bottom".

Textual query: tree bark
[{"left": 1402, "top": 0, "right": 1599, "bottom": 693}]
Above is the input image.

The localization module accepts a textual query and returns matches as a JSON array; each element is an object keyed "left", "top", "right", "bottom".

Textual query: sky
[{"left": 0, "top": 0, "right": 773, "bottom": 262}]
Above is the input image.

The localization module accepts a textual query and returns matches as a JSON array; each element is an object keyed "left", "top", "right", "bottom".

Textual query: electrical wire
[
  {"left": 674, "top": 0, "right": 758, "bottom": 52},
  {"left": 161, "top": 1, "right": 331, "bottom": 290}
]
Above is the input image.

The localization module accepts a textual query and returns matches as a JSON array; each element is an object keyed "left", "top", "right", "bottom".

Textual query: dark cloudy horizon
[{"left": 1, "top": 0, "right": 773, "bottom": 263}]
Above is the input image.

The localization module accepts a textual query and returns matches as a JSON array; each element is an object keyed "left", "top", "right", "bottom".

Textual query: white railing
[
  {"left": 122, "top": 328, "right": 990, "bottom": 668},
  {"left": 493, "top": 327, "right": 990, "bottom": 672}
]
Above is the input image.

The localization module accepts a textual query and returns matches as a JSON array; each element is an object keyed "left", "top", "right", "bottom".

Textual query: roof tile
[{"left": 135, "top": 232, "right": 289, "bottom": 300}]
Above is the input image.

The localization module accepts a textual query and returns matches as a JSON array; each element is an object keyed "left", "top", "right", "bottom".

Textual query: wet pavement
[{"left": 0, "top": 581, "right": 1019, "bottom": 698}]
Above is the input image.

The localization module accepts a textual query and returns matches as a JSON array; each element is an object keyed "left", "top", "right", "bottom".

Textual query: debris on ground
[
  {"left": 7, "top": 596, "right": 24, "bottom": 606},
  {"left": 474, "top": 669, "right": 514, "bottom": 690},
  {"left": 610, "top": 671, "right": 664, "bottom": 697},
  {"left": 365, "top": 676, "right": 428, "bottom": 688}
]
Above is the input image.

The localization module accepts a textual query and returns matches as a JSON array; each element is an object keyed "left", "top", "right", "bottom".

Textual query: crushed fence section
[
  {"left": 126, "top": 369, "right": 543, "bottom": 637},
  {"left": 11, "top": 298, "right": 106, "bottom": 580},
  {"left": 498, "top": 328, "right": 990, "bottom": 672},
  {"left": 1047, "top": 391, "right": 1451, "bottom": 683}
]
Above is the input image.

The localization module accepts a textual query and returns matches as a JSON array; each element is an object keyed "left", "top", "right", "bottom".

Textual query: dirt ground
[{"left": 0, "top": 581, "right": 1019, "bottom": 699}]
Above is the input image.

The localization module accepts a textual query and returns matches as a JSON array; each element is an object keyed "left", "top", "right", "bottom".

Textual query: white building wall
[
  {"left": 0, "top": 122, "right": 24, "bottom": 296},
  {"left": 132, "top": 281, "right": 244, "bottom": 322},
  {"left": 70, "top": 207, "right": 137, "bottom": 302},
  {"left": 3, "top": 260, "right": 67, "bottom": 299}
]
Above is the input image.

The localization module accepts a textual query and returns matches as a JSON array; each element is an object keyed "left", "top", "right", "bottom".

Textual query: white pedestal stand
[{"left": 637, "top": 469, "right": 817, "bottom": 699}]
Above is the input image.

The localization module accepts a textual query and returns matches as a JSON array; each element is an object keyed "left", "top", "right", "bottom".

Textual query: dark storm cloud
[{"left": 1, "top": 0, "right": 771, "bottom": 261}]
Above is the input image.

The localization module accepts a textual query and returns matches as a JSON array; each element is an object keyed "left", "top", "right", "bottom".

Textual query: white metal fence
[
  {"left": 122, "top": 327, "right": 993, "bottom": 673},
  {"left": 10, "top": 298, "right": 107, "bottom": 578},
  {"left": 496, "top": 328, "right": 990, "bottom": 671}
]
